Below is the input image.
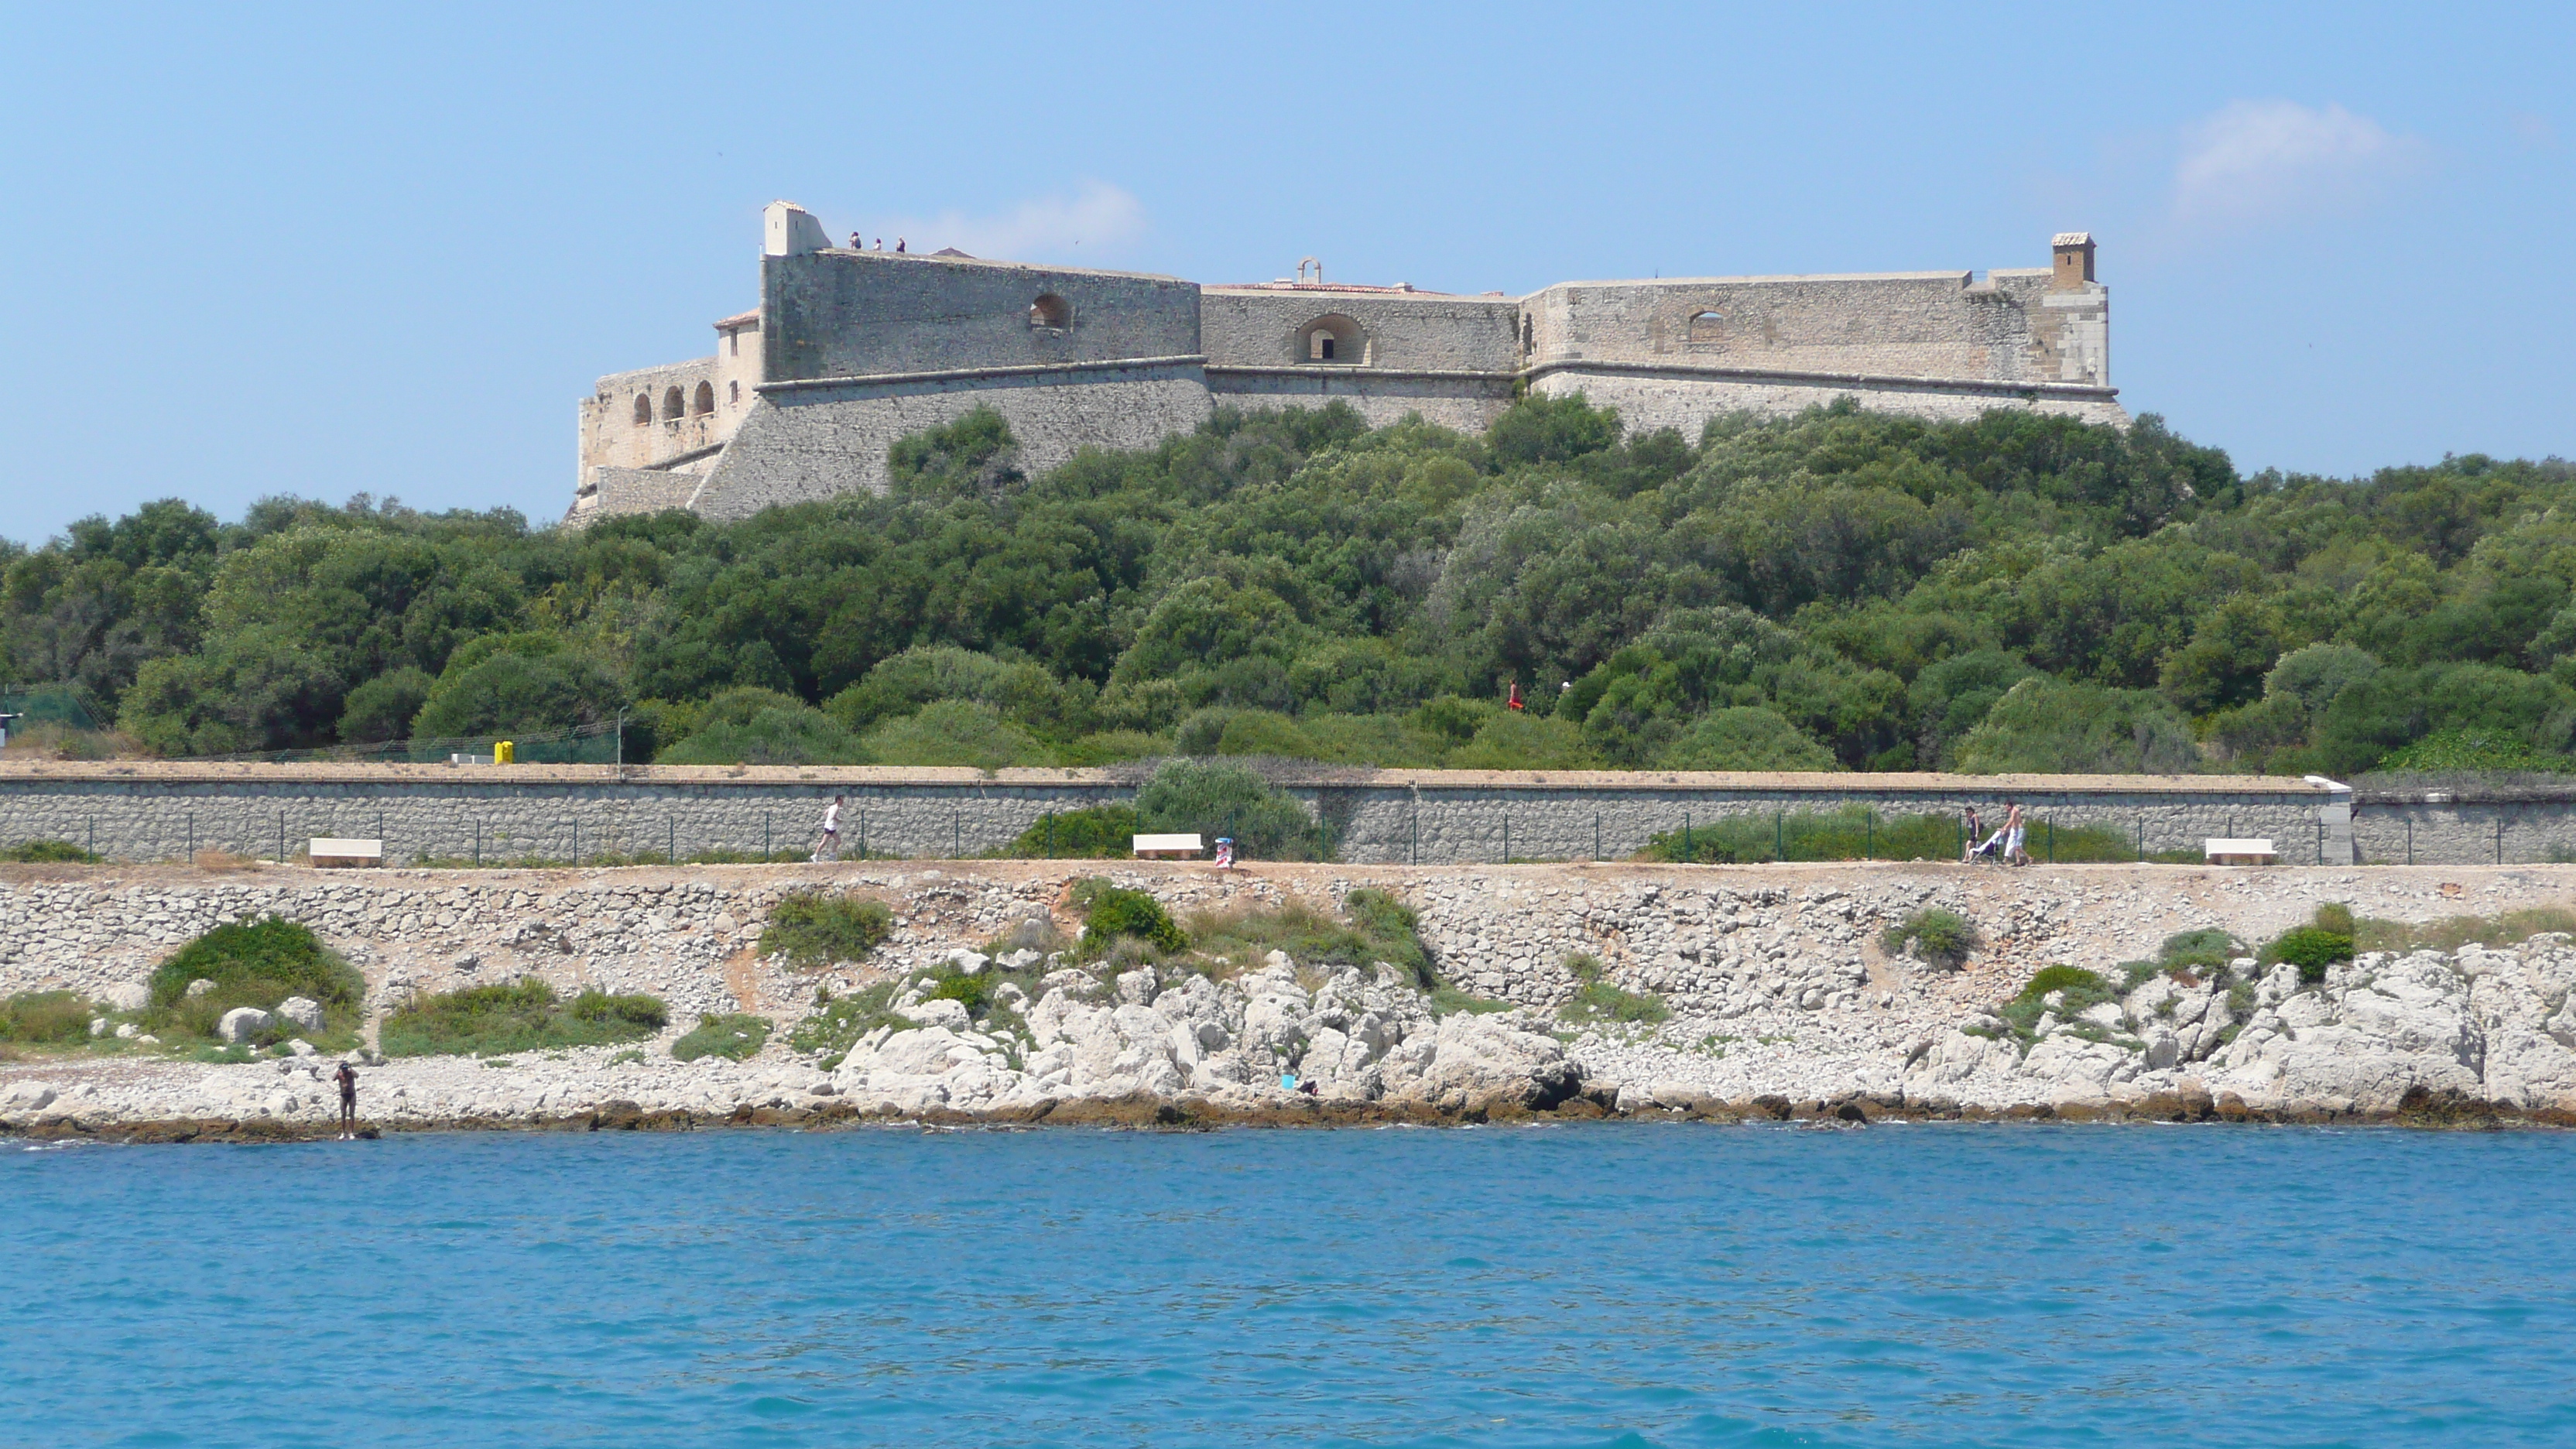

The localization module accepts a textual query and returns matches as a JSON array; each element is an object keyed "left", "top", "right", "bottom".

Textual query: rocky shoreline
[{"left": 7, "top": 859, "right": 2576, "bottom": 1141}]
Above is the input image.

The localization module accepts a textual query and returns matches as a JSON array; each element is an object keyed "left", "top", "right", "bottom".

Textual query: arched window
[
  {"left": 1300, "top": 313, "right": 1364, "bottom": 365},
  {"left": 1687, "top": 309, "right": 1725, "bottom": 344},
  {"left": 693, "top": 381, "right": 714, "bottom": 416},
  {"left": 632, "top": 393, "right": 653, "bottom": 425},
  {"left": 1029, "top": 294, "right": 1071, "bottom": 330},
  {"left": 662, "top": 386, "right": 686, "bottom": 420}
]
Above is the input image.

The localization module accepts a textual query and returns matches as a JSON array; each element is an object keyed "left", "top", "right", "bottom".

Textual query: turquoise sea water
[{"left": 4, "top": 1123, "right": 2571, "bottom": 1447}]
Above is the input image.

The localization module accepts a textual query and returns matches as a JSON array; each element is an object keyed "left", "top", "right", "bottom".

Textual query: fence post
[
  {"left": 87, "top": 815, "right": 94, "bottom": 858},
  {"left": 2136, "top": 817, "right": 2144, "bottom": 863},
  {"left": 1502, "top": 810, "right": 1509, "bottom": 865},
  {"left": 573, "top": 820, "right": 580, "bottom": 866},
  {"left": 187, "top": 812, "right": 194, "bottom": 862},
  {"left": 859, "top": 810, "right": 867, "bottom": 860},
  {"left": 1411, "top": 804, "right": 1418, "bottom": 866},
  {"left": 1684, "top": 811, "right": 1691, "bottom": 863},
  {"left": 954, "top": 807, "right": 961, "bottom": 859},
  {"left": 2048, "top": 820, "right": 2056, "bottom": 865},
  {"left": 2497, "top": 817, "right": 2505, "bottom": 865},
  {"left": 1595, "top": 812, "right": 1601, "bottom": 862},
  {"left": 2406, "top": 817, "right": 2413, "bottom": 865},
  {"left": 278, "top": 810, "right": 286, "bottom": 862},
  {"left": 1775, "top": 809, "right": 1784, "bottom": 862},
  {"left": 765, "top": 812, "right": 772, "bottom": 858},
  {"left": 474, "top": 820, "right": 481, "bottom": 867},
  {"left": 1865, "top": 810, "right": 1872, "bottom": 860}
]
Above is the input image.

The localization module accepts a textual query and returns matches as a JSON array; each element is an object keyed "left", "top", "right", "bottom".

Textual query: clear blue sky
[{"left": 2, "top": 2, "right": 2567, "bottom": 546}]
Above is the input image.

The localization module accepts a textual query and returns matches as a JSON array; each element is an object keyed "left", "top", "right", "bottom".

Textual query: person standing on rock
[
  {"left": 812, "top": 795, "right": 844, "bottom": 863},
  {"left": 334, "top": 1059, "right": 358, "bottom": 1139}
]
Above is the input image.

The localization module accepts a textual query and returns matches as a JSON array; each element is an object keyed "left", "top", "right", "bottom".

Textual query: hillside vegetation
[{"left": 5, "top": 396, "right": 2573, "bottom": 777}]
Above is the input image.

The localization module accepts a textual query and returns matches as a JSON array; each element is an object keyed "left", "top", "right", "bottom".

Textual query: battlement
[{"left": 570, "top": 202, "right": 2122, "bottom": 522}]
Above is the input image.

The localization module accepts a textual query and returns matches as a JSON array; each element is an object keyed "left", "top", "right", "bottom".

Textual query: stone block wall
[
  {"left": 0, "top": 765, "right": 2374, "bottom": 867},
  {"left": 1201, "top": 368, "right": 1512, "bottom": 433},
  {"left": 765, "top": 251, "right": 1201, "bottom": 382},
  {"left": 691, "top": 361, "right": 1214, "bottom": 518},
  {"left": 1199, "top": 289, "right": 1520, "bottom": 372},
  {"left": 1529, "top": 364, "right": 2129, "bottom": 435}
]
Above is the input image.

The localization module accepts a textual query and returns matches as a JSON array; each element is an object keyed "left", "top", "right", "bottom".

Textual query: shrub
[
  {"left": 1658, "top": 707, "right": 1838, "bottom": 770},
  {"left": 1988, "top": 964, "right": 2121, "bottom": 1048},
  {"left": 1180, "top": 889, "right": 1437, "bottom": 988},
  {"left": 759, "top": 892, "right": 894, "bottom": 968},
  {"left": 926, "top": 974, "right": 992, "bottom": 1013},
  {"left": 382, "top": 980, "right": 668, "bottom": 1057},
  {"left": 862, "top": 699, "right": 1049, "bottom": 770},
  {"left": 995, "top": 805, "right": 1139, "bottom": 859},
  {"left": 788, "top": 981, "right": 914, "bottom": 1062},
  {"left": 2355, "top": 906, "right": 2576, "bottom": 955},
  {"left": 1132, "top": 760, "right": 1321, "bottom": 861},
  {"left": 1879, "top": 908, "right": 1975, "bottom": 969},
  {"left": 2159, "top": 928, "right": 2235, "bottom": 968},
  {"left": 1557, "top": 954, "right": 1670, "bottom": 1026},
  {"left": 0, "top": 991, "right": 100, "bottom": 1045},
  {"left": 671, "top": 1013, "right": 772, "bottom": 1062},
  {"left": 0, "top": 839, "right": 100, "bottom": 863},
  {"left": 1073, "top": 879, "right": 1186, "bottom": 956},
  {"left": 2311, "top": 902, "right": 2355, "bottom": 937},
  {"left": 1953, "top": 677, "right": 2197, "bottom": 774},
  {"left": 143, "top": 916, "right": 364, "bottom": 1046},
  {"left": 2263, "top": 926, "right": 2354, "bottom": 985}
]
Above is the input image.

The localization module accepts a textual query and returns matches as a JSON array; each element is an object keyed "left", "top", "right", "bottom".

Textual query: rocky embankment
[{"left": 5, "top": 860, "right": 2576, "bottom": 1138}]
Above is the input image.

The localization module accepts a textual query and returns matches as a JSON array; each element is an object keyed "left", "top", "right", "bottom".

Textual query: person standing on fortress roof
[
  {"left": 848, "top": 231, "right": 862, "bottom": 249},
  {"left": 895, "top": 238, "right": 906, "bottom": 253},
  {"left": 812, "top": 795, "right": 844, "bottom": 863}
]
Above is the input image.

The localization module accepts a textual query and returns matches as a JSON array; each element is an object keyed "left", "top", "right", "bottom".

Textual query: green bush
[
  {"left": 1180, "top": 889, "right": 1437, "bottom": 989},
  {"left": 926, "top": 974, "right": 992, "bottom": 1013},
  {"left": 759, "top": 892, "right": 895, "bottom": 968},
  {"left": 2312, "top": 902, "right": 2355, "bottom": 937},
  {"left": 1073, "top": 879, "right": 1186, "bottom": 956},
  {"left": 995, "top": 805, "right": 1139, "bottom": 859},
  {"left": 2263, "top": 926, "right": 2355, "bottom": 985},
  {"left": 142, "top": 916, "right": 364, "bottom": 1046},
  {"left": 2158, "top": 928, "right": 2237, "bottom": 971},
  {"left": 671, "top": 1012, "right": 772, "bottom": 1062},
  {"left": 1133, "top": 760, "right": 1321, "bottom": 861},
  {"left": 1557, "top": 954, "right": 1670, "bottom": 1026},
  {"left": 0, "top": 991, "right": 101, "bottom": 1044},
  {"left": 1953, "top": 677, "right": 2197, "bottom": 774},
  {"left": 1986, "top": 964, "right": 2122, "bottom": 1048},
  {"left": 1879, "top": 908, "right": 1975, "bottom": 968},
  {"left": 788, "top": 981, "right": 914, "bottom": 1063},
  {"left": 382, "top": 980, "right": 668, "bottom": 1057},
  {"left": 862, "top": 699, "right": 1049, "bottom": 770},
  {"left": 0, "top": 839, "right": 101, "bottom": 864}
]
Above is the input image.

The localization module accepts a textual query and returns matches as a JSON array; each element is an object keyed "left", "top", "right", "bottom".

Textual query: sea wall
[
  {"left": 0, "top": 764, "right": 2358, "bottom": 865},
  {"left": 5, "top": 858, "right": 2576, "bottom": 1132}
]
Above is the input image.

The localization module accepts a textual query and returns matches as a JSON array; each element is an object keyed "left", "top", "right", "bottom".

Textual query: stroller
[{"left": 1964, "top": 810, "right": 2005, "bottom": 865}]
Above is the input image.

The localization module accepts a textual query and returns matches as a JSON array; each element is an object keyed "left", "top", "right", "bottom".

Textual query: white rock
[
  {"left": 277, "top": 996, "right": 327, "bottom": 1032},
  {"left": 288, "top": 1039, "right": 317, "bottom": 1058},
  {"left": 101, "top": 981, "right": 151, "bottom": 1012},
  {"left": 944, "top": 950, "right": 990, "bottom": 976},
  {"left": 908, "top": 998, "right": 971, "bottom": 1032},
  {"left": 218, "top": 1006, "right": 275, "bottom": 1043},
  {"left": 184, "top": 978, "right": 218, "bottom": 999}
]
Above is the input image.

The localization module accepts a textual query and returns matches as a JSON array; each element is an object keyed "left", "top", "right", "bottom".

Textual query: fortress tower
[{"left": 572, "top": 204, "right": 2120, "bottom": 521}]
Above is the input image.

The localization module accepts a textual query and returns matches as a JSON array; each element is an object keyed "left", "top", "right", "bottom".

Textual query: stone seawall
[
  {"left": 0, "top": 764, "right": 2362, "bottom": 866},
  {"left": 5, "top": 858, "right": 2576, "bottom": 1134}
]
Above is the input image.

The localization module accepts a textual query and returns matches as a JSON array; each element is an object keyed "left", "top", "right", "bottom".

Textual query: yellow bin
[{"left": 494, "top": 740, "right": 515, "bottom": 764}]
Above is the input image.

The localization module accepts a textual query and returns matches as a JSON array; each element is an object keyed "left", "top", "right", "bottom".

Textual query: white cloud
[
  {"left": 860, "top": 182, "right": 1148, "bottom": 262},
  {"left": 2170, "top": 100, "right": 2430, "bottom": 229}
]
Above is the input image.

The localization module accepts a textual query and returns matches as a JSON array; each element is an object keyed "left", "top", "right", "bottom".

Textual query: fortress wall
[
  {"left": 1203, "top": 369, "right": 1512, "bottom": 433},
  {"left": 579, "top": 358, "right": 735, "bottom": 478},
  {"left": 765, "top": 251, "right": 1201, "bottom": 382},
  {"left": 0, "top": 766, "right": 2378, "bottom": 866},
  {"left": 1200, "top": 290, "right": 1520, "bottom": 371},
  {"left": 690, "top": 361, "right": 1213, "bottom": 519},
  {"left": 1530, "top": 367, "right": 2129, "bottom": 435},
  {"left": 1528, "top": 273, "right": 2047, "bottom": 384}
]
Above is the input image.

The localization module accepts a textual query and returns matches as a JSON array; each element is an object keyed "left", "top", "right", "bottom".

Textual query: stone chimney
[
  {"left": 763, "top": 201, "right": 832, "bottom": 259},
  {"left": 2051, "top": 232, "right": 2097, "bottom": 290}
]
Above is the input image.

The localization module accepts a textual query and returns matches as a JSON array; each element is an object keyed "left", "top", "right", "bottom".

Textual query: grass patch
[
  {"left": 1879, "top": 907, "right": 1975, "bottom": 968},
  {"left": 759, "top": 892, "right": 895, "bottom": 968},
  {"left": 1557, "top": 953, "right": 1670, "bottom": 1027},
  {"left": 992, "top": 805, "right": 1141, "bottom": 859},
  {"left": 382, "top": 980, "right": 668, "bottom": 1057},
  {"left": 672, "top": 1013, "right": 772, "bottom": 1062},
  {"left": 1638, "top": 808, "right": 2152, "bottom": 864},
  {"left": 1981, "top": 964, "right": 2130, "bottom": 1053},
  {"left": 1072, "top": 878, "right": 1186, "bottom": 957},
  {"left": 2355, "top": 905, "right": 2576, "bottom": 955},
  {"left": 788, "top": 981, "right": 915, "bottom": 1065},
  {"left": 0, "top": 990, "right": 100, "bottom": 1045},
  {"left": 2262, "top": 919, "right": 2355, "bottom": 985},
  {"left": 143, "top": 916, "right": 364, "bottom": 1049},
  {"left": 1180, "top": 889, "right": 1434, "bottom": 985},
  {"left": 1427, "top": 985, "right": 1513, "bottom": 1016},
  {"left": 0, "top": 839, "right": 101, "bottom": 864}
]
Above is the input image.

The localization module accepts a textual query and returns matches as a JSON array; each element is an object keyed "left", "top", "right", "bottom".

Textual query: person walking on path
[
  {"left": 2003, "top": 801, "right": 2029, "bottom": 868},
  {"left": 812, "top": 795, "right": 844, "bottom": 863},
  {"left": 1961, "top": 805, "right": 1985, "bottom": 864},
  {"left": 334, "top": 1059, "right": 358, "bottom": 1139}
]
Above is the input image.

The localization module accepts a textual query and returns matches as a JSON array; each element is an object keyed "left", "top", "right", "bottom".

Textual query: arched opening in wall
[
  {"left": 662, "top": 386, "right": 686, "bottom": 420},
  {"left": 1687, "top": 310, "right": 1725, "bottom": 345},
  {"left": 693, "top": 381, "right": 715, "bottom": 415},
  {"left": 1301, "top": 313, "right": 1364, "bottom": 365},
  {"left": 632, "top": 393, "right": 653, "bottom": 425},
  {"left": 1029, "top": 294, "right": 1071, "bottom": 330}
]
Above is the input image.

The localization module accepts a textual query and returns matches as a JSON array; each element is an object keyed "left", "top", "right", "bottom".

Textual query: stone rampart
[
  {"left": 0, "top": 763, "right": 2374, "bottom": 865},
  {"left": 1201, "top": 366, "right": 1512, "bottom": 433}
]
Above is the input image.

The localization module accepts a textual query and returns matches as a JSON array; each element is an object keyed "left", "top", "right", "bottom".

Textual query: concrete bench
[
  {"left": 309, "top": 838, "right": 384, "bottom": 868},
  {"left": 1132, "top": 833, "right": 1204, "bottom": 859},
  {"left": 2204, "top": 838, "right": 2276, "bottom": 865}
]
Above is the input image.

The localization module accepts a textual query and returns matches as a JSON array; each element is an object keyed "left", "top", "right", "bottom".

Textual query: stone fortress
[{"left": 572, "top": 202, "right": 2119, "bottom": 522}]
